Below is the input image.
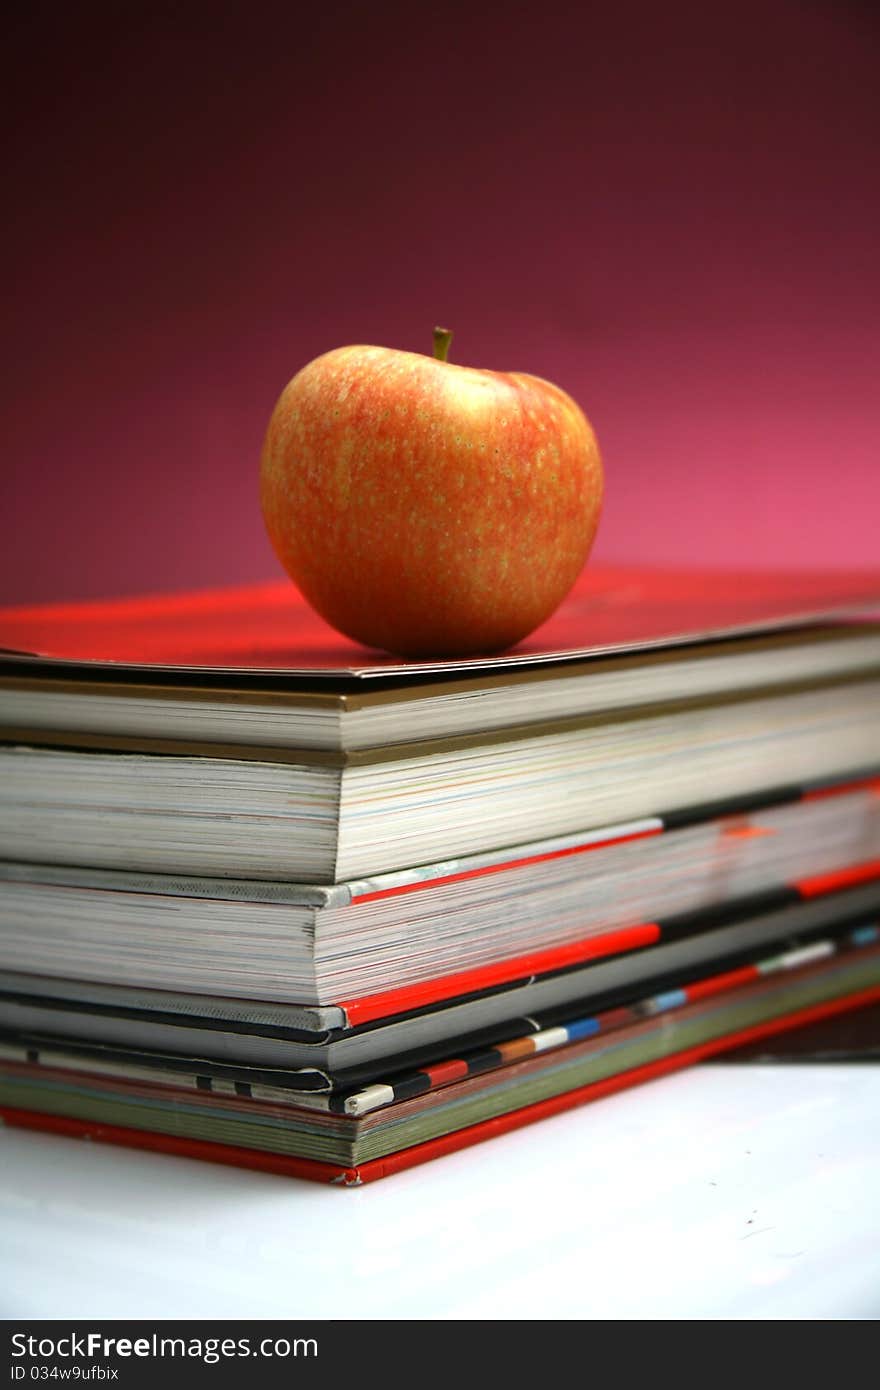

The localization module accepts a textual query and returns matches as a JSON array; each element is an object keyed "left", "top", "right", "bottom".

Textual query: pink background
[{"left": 3, "top": 0, "right": 878, "bottom": 606}]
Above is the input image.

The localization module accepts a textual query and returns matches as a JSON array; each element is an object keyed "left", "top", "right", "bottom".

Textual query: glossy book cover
[{"left": 1, "top": 566, "right": 879, "bottom": 676}]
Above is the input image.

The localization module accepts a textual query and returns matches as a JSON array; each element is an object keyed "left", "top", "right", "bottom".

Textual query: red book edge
[
  {"left": 3, "top": 986, "right": 878, "bottom": 1187},
  {"left": 340, "top": 921, "right": 661, "bottom": 1026}
]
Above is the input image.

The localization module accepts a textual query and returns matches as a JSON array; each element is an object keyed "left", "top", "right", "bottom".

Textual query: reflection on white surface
[{"left": 2, "top": 1064, "right": 879, "bottom": 1319}]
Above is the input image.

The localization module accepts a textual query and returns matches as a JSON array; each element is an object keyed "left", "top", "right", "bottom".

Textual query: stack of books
[{"left": 1, "top": 566, "right": 879, "bottom": 1184}]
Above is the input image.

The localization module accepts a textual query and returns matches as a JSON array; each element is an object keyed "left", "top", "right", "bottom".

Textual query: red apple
[{"left": 260, "top": 330, "right": 603, "bottom": 657}]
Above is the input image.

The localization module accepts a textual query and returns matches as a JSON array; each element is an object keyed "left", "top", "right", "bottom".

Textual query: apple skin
[{"left": 260, "top": 343, "right": 603, "bottom": 657}]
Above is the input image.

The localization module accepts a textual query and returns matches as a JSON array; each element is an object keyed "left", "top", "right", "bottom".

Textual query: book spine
[
  {"left": 339, "top": 985, "right": 880, "bottom": 1185},
  {"left": 335, "top": 925, "right": 878, "bottom": 1116}
]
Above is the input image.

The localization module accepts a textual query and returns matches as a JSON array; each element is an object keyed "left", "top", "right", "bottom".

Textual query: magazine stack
[{"left": 1, "top": 566, "right": 879, "bottom": 1183}]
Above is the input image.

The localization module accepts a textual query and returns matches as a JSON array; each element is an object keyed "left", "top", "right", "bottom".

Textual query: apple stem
[{"left": 433, "top": 326, "right": 453, "bottom": 362}]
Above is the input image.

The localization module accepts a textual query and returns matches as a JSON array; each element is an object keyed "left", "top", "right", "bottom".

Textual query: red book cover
[{"left": 1, "top": 566, "right": 879, "bottom": 676}]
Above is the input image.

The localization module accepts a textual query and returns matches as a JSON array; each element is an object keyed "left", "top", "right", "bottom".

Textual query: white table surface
[{"left": 3, "top": 1062, "right": 879, "bottom": 1320}]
